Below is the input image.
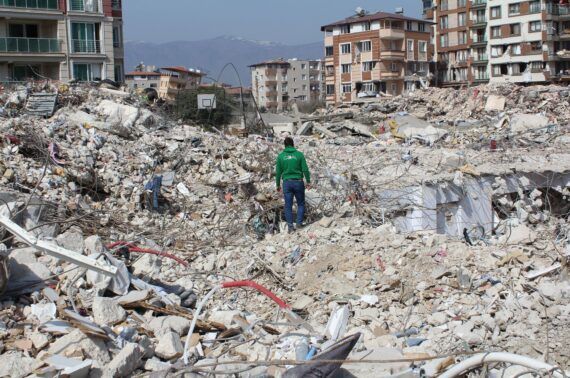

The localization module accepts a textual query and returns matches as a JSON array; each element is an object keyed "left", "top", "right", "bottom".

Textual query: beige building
[
  {"left": 0, "top": 0, "right": 124, "bottom": 83},
  {"left": 125, "top": 70, "right": 161, "bottom": 91},
  {"left": 250, "top": 58, "right": 324, "bottom": 112},
  {"left": 158, "top": 66, "right": 205, "bottom": 102}
]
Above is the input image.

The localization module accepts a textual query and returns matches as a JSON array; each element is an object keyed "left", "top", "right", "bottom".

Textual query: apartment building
[
  {"left": 287, "top": 59, "right": 324, "bottom": 103},
  {"left": 125, "top": 70, "right": 161, "bottom": 90},
  {"left": 158, "top": 66, "right": 205, "bottom": 102},
  {"left": 0, "top": 0, "right": 124, "bottom": 83},
  {"left": 425, "top": 0, "right": 570, "bottom": 85},
  {"left": 321, "top": 10, "right": 433, "bottom": 106},
  {"left": 250, "top": 58, "right": 324, "bottom": 112}
]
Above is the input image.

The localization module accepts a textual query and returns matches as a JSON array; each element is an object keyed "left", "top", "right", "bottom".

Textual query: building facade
[
  {"left": 158, "top": 66, "right": 205, "bottom": 102},
  {"left": 321, "top": 10, "right": 433, "bottom": 106},
  {"left": 425, "top": 0, "right": 570, "bottom": 85},
  {"left": 0, "top": 0, "right": 124, "bottom": 83},
  {"left": 125, "top": 70, "right": 161, "bottom": 90},
  {"left": 250, "top": 58, "right": 324, "bottom": 112}
]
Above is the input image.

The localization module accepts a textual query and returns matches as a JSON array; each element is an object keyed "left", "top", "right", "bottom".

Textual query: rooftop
[
  {"left": 321, "top": 11, "right": 432, "bottom": 31},
  {"left": 125, "top": 71, "right": 162, "bottom": 77},
  {"left": 248, "top": 59, "right": 291, "bottom": 68},
  {"left": 161, "top": 66, "right": 206, "bottom": 76}
]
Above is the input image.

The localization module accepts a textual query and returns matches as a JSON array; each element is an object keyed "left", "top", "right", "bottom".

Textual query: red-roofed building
[
  {"left": 158, "top": 66, "right": 205, "bottom": 101},
  {"left": 322, "top": 9, "right": 434, "bottom": 105}
]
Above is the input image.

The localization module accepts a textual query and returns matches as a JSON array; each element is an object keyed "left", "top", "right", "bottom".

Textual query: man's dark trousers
[{"left": 283, "top": 179, "right": 305, "bottom": 228}]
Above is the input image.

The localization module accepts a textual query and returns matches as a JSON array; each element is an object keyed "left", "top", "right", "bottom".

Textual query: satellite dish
[{"left": 355, "top": 7, "right": 366, "bottom": 16}]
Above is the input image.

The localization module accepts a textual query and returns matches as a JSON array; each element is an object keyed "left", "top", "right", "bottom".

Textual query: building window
[
  {"left": 340, "top": 24, "right": 350, "bottom": 34},
  {"left": 458, "top": 13, "right": 466, "bottom": 27},
  {"left": 361, "top": 82, "right": 374, "bottom": 92},
  {"left": 70, "top": 0, "right": 99, "bottom": 12},
  {"left": 419, "top": 23, "right": 426, "bottom": 32},
  {"left": 440, "top": 34, "right": 448, "bottom": 47},
  {"left": 73, "top": 63, "right": 101, "bottom": 81},
  {"left": 440, "top": 15, "right": 448, "bottom": 29},
  {"left": 341, "top": 43, "right": 351, "bottom": 54},
  {"left": 360, "top": 40, "right": 372, "bottom": 52},
  {"left": 440, "top": 0, "right": 448, "bottom": 11},
  {"left": 326, "top": 65, "right": 334, "bottom": 75},
  {"left": 512, "top": 44, "right": 522, "bottom": 55},
  {"left": 508, "top": 3, "right": 520, "bottom": 15},
  {"left": 407, "top": 21, "right": 414, "bottom": 31},
  {"left": 113, "top": 26, "right": 121, "bottom": 48},
  {"left": 341, "top": 64, "right": 351, "bottom": 73},
  {"left": 362, "top": 61, "right": 375, "bottom": 71},
  {"left": 490, "top": 6, "right": 501, "bottom": 19},
  {"left": 391, "top": 62, "right": 399, "bottom": 72},
  {"left": 491, "top": 26, "right": 501, "bottom": 38},
  {"left": 71, "top": 22, "right": 100, "bottom": 53},
  {"left": 529, "top": 21, "right": 542, "bottom": 32},
  {"left": 510, "top": 23, "right": 521, "bottom": 35},
  {"left": 112, "top": 0, "right": 121, "bottom": 9},
  {"left": 530, "top": 41, "right": 542, "bottom": 51},
  {"left": 531, "top": 61, "right": 543, "bottom": 71},
  {"left": 492, "top": 65, "right": 503, "bottom": 76},
  {"left": 301, "top": 63, "right": 306, "bottom": 69},
  {"left": 325, "top": 46, "right": 334, "bottom": 56},
  {"left": 456, "top": 50, "right": 468, "bottom": 62},
  {"left": 342, "top": 84, "right": 352, "bottom": 93},
  {"left": 363, "top": 22, "right": 371, "bottom": 31},
  {"left": 326, "top": 84, "right": 335, "bottom": 95},
  {"left": 529, "top": 1, "right": 540, "bottom": 13},
  {"left": 301, "top": 74, "right": 307, "bottom": 80},
  {"left": 458, "top": 31, "right": 467, "bottom": 44},
  {"left": 491, "top": 46, "right": 503, "bottom": 57},
  {"left": 114, "top": 64, "right": 123, "bottom": 81},
  {"left": 419, "top": 41, "right": 427, "bottom": 53},
  {"left": 302, "top": 84, "right": 307, "bottom": 91},
  {"left": 458, "top": 0, "right": 466, "bottom": 7}
]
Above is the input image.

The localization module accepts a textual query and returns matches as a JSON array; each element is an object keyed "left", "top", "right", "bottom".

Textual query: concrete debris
[{"left": 0, "top": 83, "right": 568, "bottom": 377}]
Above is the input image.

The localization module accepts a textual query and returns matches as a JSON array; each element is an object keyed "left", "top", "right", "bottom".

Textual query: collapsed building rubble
[{"left": 0, "top": 82, "right": 568, "bottom": 377}]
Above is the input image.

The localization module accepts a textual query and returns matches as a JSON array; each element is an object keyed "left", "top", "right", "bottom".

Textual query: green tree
[{"left": 174, "top": 86, "right": 236, "bottom": 128}]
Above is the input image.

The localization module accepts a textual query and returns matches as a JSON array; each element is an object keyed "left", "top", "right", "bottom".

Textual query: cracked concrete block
[{"left": 92, "top": 297, "right": 126, "bottom": 326}]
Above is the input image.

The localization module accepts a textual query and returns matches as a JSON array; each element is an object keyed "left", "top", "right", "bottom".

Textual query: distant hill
[{"left": 124, "top": 36, "right": 323, "bottom": 86}]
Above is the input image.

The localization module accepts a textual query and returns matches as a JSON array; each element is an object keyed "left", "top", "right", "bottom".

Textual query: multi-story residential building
[
  {"left": 125, "top": 70, "right": 161, "bottom": 90},
  {"left": 321, "top": 10, "right": 433, "bottom": 106},
  {"left": 157, "top": 66, "right": 205, "bottom": 102},
  {"left": 0, "top": 0, "right": 124, "bottom": 83},
  {"left": 287, "top": 58, "right": 324, "bottom": 103},
  {"left": 425, "top": 0, "right": 570, "bottom": 85},
  {"left": 423, "top": 0, "right": 490, "bottom": 86},
  {"left": 250, "top": 59, "right": 290, "bottom": 112},
  {"left": 250, "top": 58, "right": 324, "bottom": 112}
]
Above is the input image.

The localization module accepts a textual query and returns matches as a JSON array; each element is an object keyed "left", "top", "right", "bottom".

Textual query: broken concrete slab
[
  {"left": 92, "top": 297, "right": 126, "bottom": 326},
  {"left": 155, "top": 331, "right": 183, "bottom": 360}
]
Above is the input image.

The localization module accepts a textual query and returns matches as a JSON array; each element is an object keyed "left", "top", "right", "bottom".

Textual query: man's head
[{"left": 284, "top": 137, "right": 294, "bottom": 148}]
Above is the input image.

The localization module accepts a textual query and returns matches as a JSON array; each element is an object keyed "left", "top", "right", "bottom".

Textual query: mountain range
[{"left": 124, "top": 36, "right": 323, "bottom": 86}]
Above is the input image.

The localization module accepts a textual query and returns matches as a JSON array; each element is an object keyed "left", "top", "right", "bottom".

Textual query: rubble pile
[{"left": 0, "top": 83, "right": 568, "bottom": 377}]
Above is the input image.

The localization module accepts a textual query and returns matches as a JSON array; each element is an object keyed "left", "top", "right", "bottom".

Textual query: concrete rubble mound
[{"left": 0, "top": 82, "right": 568, "bottom": 377}]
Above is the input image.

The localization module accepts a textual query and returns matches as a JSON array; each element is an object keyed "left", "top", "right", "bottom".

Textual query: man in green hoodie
[{"left": 275, "top": 137, "right": 311, "bottom": 233}]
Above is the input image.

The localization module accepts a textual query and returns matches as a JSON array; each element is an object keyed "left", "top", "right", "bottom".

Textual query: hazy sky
[{"left": 124, "top": 0, "right": 422, "bottom": 45}]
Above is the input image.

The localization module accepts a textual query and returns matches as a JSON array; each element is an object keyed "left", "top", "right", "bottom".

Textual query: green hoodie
[{"left": 275, "top": 146, "right": 311, "bottom": 189}]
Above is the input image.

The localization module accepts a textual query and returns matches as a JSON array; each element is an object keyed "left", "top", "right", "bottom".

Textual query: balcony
[
  {"left": 471, "top": 0, "right": 487, "bottom": 9},
  {"left": 472, "top": 35, "right": 488, "bottom": 45},
  {"left": 380, "top": 50, "right": 405, "bottom": 60},
  {"left": 69, "top": 0, "right": 100, "bottom": 13},
  {"left": 546, "top": 4, "right": 570, "bottom": 16},
  {"left": 0, "top": 37, "right": 61, "bottom": 53},
  {"left": 71, "top": 39, "right": 101, "bottom": 54},
  {"left": 0, "top": 0, "right": 58, "bottom": 9},
  {"left": 380, "top": 28, "right": 405, "bottom": 40},
  {"left": 472, "top": 17, "right": 487, "bottom": 26},
  {"left": 473, "top": 54, "right": 488, "bottom": 62},
  {"left": 474, "top": 73, "right": 490, "bottom": 81}
]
